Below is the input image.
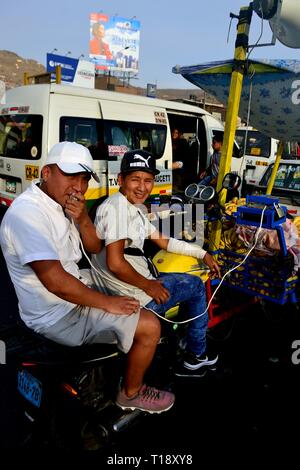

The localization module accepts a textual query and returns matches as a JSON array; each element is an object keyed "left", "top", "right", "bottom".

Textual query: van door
[
  {"left": 99, "top": 100, "right": 170, "bottom": 195},
  {"left": 166, "top": 113, "right": 212, "bottom": 190}
]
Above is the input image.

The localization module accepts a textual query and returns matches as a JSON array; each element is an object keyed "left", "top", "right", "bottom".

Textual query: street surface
[{"left": 0, "top": 206, "right": 299, "bottom": 465}]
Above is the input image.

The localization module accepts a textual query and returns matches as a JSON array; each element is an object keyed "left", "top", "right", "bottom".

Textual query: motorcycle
[{"left": 2, "top": 321, "right": 151, "bottom": 451}]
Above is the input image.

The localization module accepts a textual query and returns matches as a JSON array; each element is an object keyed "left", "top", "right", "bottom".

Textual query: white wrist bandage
[{"left": 167, "top": 238, "right": 207, "bottom": 260}]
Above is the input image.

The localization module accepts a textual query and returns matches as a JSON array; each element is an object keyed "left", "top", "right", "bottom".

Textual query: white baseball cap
[{"left": 45, "top": 141, "right": 100, "bottom": 182}]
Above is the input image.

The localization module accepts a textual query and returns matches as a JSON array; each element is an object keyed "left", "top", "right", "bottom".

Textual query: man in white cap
[{"left": 0, "top": 141, "right": 175, "bottom": 414}]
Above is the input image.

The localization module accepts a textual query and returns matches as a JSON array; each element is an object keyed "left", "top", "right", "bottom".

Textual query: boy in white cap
[{"left": 0, "top": 141, "right": 175, "bottom": 414}]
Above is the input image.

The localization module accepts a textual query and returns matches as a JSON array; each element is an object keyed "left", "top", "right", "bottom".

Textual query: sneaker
[
  {"left": 116, "top": 384, "right": 175, "bottom": 414},
  {"left": 174, "top": 351, "right": 218, "bottom": 378},
  {"left": 174, "top": 364, "right": 208, "bottom": 378},
  {"left": 183, "top": 351, "right": 218, "bottom": 371}
]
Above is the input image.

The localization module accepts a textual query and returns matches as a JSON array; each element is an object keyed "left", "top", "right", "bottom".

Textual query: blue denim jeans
[
  {"left": 199, "top": 175, "right": 214, "bottom": 186},
  {"left": 146, "top": 273, "right": 208, "bottom": 356}
]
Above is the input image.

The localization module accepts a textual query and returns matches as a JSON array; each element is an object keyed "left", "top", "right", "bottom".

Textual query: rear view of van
[{"left": 231, "top": 126, "right": 279, "bottom": 191}]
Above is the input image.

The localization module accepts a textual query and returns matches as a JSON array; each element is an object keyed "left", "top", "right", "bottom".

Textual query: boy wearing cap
[
  {"left": 0, "top": 141, "right": 175, "bottom": 414},
  {"left": 92, "top": 149, "right": 221, "bottom": 379}
]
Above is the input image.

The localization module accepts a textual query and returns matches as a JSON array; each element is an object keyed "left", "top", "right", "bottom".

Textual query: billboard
[
  {"left": 89, "top": 13, "right": 140, "bottom": 74},
  {"left": 47, "top": 53, "right": 95, "bottom": 88}
]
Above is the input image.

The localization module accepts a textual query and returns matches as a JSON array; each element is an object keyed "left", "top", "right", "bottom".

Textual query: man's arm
[
  {"left": 29, "top": 259, "right": 139, "bottom": 315},
  {"left": 106, "top": 240, "right": 170, "bottom": 304},
  {"left": 150, "top": 230, "right": 221, "bottom": 278},
  {"left": 65, "top": 192, "right": 101, "bottom": 254}
]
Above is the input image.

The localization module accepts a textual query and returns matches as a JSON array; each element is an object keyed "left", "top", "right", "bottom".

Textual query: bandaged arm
[{"left": 167, "top": 238, "right": 207, "bottom": 259}]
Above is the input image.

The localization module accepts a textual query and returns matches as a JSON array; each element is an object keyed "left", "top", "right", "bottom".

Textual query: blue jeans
[
  {"left": 199, "top": 175, "right": 214, "bottom": 186},
  {"left": 146, "top": 273, "right": 208, "bottom": 356}
]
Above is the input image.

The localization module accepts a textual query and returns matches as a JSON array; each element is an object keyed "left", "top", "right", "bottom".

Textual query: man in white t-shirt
[
  {"left": 0, "top": 141, "right": 174, "bottom": 414},
  {"left": 93, "top": 149, "right": 221, "bottom": 378}
]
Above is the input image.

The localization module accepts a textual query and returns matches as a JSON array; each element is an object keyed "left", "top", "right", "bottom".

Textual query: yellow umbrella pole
[
  {"left": 210, "top": 4, "right": 253, "bottom": 253},
  {"left": 266, "top": 141, "right": 284, "bottom": 195}
]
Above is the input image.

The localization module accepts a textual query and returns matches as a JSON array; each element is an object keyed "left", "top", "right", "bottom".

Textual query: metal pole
[
  {"left": 55, "top": 65, "right": 61, "bottom": 84},
  {"left": 23, "top": 73, "right": 29, "bottom": 85},
  {"left": 210, "top": 4, "right": 252, "bottom": 252},
  {"left": 266, "top": 141, "right": 284, "bottom": 195}
]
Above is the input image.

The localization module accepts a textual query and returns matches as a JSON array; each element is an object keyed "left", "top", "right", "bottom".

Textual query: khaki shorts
[{"left": 38, "top": 269, "right": 140, "bottom": 353}]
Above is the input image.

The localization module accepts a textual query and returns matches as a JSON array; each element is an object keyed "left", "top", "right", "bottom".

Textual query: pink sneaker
[{"left": 116, "top": 384, "right": 175, "bottom": 414}]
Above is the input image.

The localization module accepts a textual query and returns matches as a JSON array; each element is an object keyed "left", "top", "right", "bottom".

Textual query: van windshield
[
  {"left": 260, "top": 163, "right": 300, "bottom": 191},
  {"left": 0, "top": 115, "right": 43, "bottom": 159},
  {"left": 235, "top": 129, "right": 271, "bottom": 158}
]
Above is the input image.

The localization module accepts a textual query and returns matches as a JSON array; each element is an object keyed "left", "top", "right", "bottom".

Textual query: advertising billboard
[
  {"left": 47, "top": 53, "right": 95, "bottom": 88},
  {"left": 89, "top": 13, "right": 140, "bottom": 74}
]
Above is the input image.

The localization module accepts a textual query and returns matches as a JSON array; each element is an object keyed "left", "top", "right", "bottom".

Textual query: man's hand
[
  {"left": 203, "top": 253, "right": 221, "bottom": 278},
  {"left": 102, "top": 295, "right": 140, "bottom": 315},
  {"left": 65, "top": 191, "right": 88, "bottom": 225},
  {"left": 144, "top": 279, "right": 170, "bottom": 305}
]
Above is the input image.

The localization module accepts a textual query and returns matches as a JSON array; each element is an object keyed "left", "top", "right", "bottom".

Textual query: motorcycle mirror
[{"left": 221, "top": 173, "right": 241, "bottom": 191}]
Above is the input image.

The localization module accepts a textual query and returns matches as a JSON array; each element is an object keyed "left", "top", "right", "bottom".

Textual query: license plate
[
  {"left": 25, "top": 165, "right": 39, "bottom": 180},
  {"left": 6, "top": 180, "right": 16, "bottom": 193},
  {"left": 17, "top": 369, "right": 42, "bottom": 408}
]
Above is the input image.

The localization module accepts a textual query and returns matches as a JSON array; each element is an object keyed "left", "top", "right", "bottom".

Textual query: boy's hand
[{"left": 203, "top": 253, "right": 221, "bottom": 278}]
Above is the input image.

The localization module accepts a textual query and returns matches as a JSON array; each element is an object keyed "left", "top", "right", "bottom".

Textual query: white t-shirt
[
  {"left": 92, "top": 191, "right": 156, "bottom": 306},
  {"left": 0, "top": 182, "right": 84, "bottom": 330}
]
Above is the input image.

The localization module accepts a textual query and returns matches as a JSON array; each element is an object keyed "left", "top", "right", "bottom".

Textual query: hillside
[{"left": 0, "top": 50, "right": 45, "bottom": 89}]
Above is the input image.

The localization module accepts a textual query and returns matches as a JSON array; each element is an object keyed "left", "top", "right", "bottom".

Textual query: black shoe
[
  {"left": 174, "top": 351, "right": 218, "bottom": 378},
  {"left": 183, "top": 351, "right": 218, "bottom": 371},
  {"left": 174, "top": 365, "right": 208, "bottom": 378}
]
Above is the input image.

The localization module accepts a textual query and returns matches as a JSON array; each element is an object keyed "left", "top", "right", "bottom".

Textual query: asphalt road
[{"left": 0, "top": 205, "right": 300, "bottom": 465}]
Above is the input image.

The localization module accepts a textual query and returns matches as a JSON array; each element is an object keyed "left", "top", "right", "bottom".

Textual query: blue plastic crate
[{"left": 218, "top": 249, "right": 298, "bottom": 304}]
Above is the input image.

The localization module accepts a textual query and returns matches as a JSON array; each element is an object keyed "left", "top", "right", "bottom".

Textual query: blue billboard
[
  {"left": 46, "top": 54, "right": 95, "bottom": 88},
  {"left": 46, "top": 53, "right": 79, "bottom": 82}
]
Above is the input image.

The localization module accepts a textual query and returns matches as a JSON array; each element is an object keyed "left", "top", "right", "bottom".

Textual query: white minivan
[
  {"left": 0, "top": 83, "right": 232, "bottom": 208},
  {"left": 231, "top": 126, "right": 279, "bottom": 189}
]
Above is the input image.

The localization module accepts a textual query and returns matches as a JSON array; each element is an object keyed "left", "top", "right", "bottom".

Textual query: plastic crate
[{"left": 218, "top": 249, "right": 298, "bottom": 304}]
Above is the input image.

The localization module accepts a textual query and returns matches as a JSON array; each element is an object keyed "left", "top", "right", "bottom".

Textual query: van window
[
  {"left": 235, "top": 129, "right": 271, "bottom": 158},
  {"left": 104, "top": 120, "right": 166, "bottom": 160},
  {"left": 260, "top": 163, "right": 300, "bottom": 191},
  {"left": 60, "top": 117, "right": 108, "bottom": 160},
  {"left": 60, "top": 117, "right": 166, "bottom": 161},
  {"left": 0, "top": 115, "right": 43, "bottom": 159}
]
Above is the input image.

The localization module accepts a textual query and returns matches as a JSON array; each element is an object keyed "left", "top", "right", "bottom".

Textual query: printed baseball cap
[
  {"left": 45, "top": 141, "right": 100, "bottom": 182},
  {"left": 120, "top": 149, "right": 160, "bottom": 175}
]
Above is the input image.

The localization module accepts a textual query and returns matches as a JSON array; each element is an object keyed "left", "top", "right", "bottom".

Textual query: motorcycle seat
[{"left": 3, "top": 320, "right": 120, "bottom": 366}]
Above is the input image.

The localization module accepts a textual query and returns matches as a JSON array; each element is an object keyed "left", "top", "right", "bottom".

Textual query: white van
[
  {"left": 0, "top": 83, "right": 227, "bottom": 208},
  {"left": 231, "top": 126, "right": 279, "bottom": 189}
]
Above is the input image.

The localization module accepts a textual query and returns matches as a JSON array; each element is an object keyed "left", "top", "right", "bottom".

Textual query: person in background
[
  {"left": 0, "top": 141, "right": 174, "bottom": 415},
  {"left": 199, "top": 132, "right": 223, "bottom": 187},
  {"left": 171, "top": 128, "right": 189, "bottom": 191},
  {"left": 90, "top": 23, "right": 113, "bottom": 59},
  {"left": 92, "top": 149, "right": 220, "bottom": 379}
]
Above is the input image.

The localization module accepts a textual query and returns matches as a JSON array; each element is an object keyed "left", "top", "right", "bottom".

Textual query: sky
[{"left": 2, "top": 0, "right": 300, "bottom": 89}]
